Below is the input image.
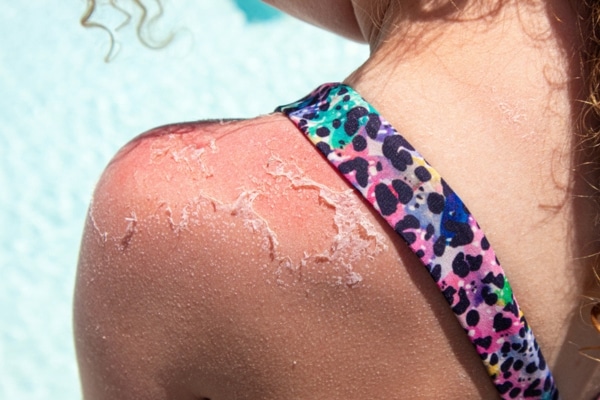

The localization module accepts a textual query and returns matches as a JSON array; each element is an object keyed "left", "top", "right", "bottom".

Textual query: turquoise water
[{"left": 0, "top": 1, "right": 367, "bottom": 398}]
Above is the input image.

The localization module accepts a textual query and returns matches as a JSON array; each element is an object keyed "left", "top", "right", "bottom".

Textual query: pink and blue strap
[{"left": 276, "top": 83, "right": 559, "bottom": 399}]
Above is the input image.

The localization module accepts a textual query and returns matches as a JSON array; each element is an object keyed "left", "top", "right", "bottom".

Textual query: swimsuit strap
[{"left": 276, "top": 83, "right": 559, "bottom": 399}]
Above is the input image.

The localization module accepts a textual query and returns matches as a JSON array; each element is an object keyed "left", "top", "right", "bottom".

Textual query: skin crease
[{"left": 74, "top": 0, "right": 600, "bottom": 399}]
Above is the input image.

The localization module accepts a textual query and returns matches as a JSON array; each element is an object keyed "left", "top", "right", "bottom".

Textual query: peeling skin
[
  {"left": 216, "top": 190, "right": 280, "bottom": 261},
  {"left": 88, "top": 200, "right": 108, "bottom": 245},
  {"left": 88, "top": 205, "right": 138, "bottom": 251},
  {"left": 90, "top": 189, "right": 280, "bottom": 263},
  {"left": 264, "top": 155, "right": 387, "bottom": 288},
  {"left": 118, "top": 212, "right": 138, "bottom": 251},
  {"left": 77, "top": 116, "right": 515, "bottom": 399},
  {"left": 89, "top": 132, "right": 387, "bottom": 289},
  {"left": 209, "top": 137, "right": 218, "bottom": 153},
  {"left": 149, "top": 133, "right": 217, "bottom": 177}
]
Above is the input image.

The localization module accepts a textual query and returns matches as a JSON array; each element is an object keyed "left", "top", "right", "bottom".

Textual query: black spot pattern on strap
[
  {"left": 445, "top": 220, "right": 474, "bottom": 247},
  {"left": 431, "top": 264, "right": 442, "bottom": 282},
  {"left": 443, "top": 286, "right": 457, "bottom": 305},
  {"left": 415, "top": 166, "right": 432, "bottom": 182},
  {"left": 392, "top": 179, "right": 413, "bottom": 204},
  {"left": 482, "top": 286, "right": 499, "bottom": 305},
  {"left": 452, "top": 252, "right": 470, "bottom": 278},
  {"left": 316, "top": 142, "right": 332, "bottom": 156},
  {"left": 427, "top": 192, "right": 445, "bottom": 214},
  {"left": 352, "top": 135, "right": 367, "bottom": 152},
  {"left": 338, "top": 158, "right": 369, "bottom": 188},
  {"left": 316, "top": 126, "right": 330, "bottom": 137},
  {"left": 466, "top": 310, "right": 480, "bottom": 326},
  {"left": 276, "top": 83, "right": 559, "bottom": 399},
  {"left": 451, "top": 288, "right": 470, "bottom": 315},
  {"left": 375, "top": 184, "right": 398, "bottom": 216},
  {"left": 365, "top": 113, "right": 381, "bottom": 138},
  {"left": 433, "top": 235, "right": 446, "bottom": 257},
  {"left": 344, "top": 106, "right": 368, "bottom": 136},
  {"left": 523, "top": 379, "right": 542, "bottom": 397},
  {"left": 482, "top": 272, "right": 505, "bottom": 289},
  {"left": 494, "top": 313, "right": 513, "bottom": 332},
  {"left": 382, "top": 135, "right": 414, "bottom": 171},
  {"left": 474, "top": 336, "right": 492, "bottom": 349},
  {"left": 394, "top": 215, "right": 420, "bottom": 232}
]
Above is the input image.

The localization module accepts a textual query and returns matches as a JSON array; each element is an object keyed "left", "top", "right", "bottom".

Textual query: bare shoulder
[{"left": 74, "top": 114, "right": 497, "bottom": 399}]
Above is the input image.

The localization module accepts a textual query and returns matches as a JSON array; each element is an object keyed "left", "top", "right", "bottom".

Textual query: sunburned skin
[
  {"left": 76, "top": 112, "right": 600, "bottom": 398},
  {"left": 75, "top": 0, "right": 600, "bottom": 398},
  {"left": 86, "top": 118, "right": 387, "bottom": 288},
  {"left": 76, "top": 114, "right": 503, "bottom": 399}
]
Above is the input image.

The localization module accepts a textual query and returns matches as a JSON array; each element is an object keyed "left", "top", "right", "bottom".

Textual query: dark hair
[{"left": 579, "top": 0, "right": 600, "bottom": 349}]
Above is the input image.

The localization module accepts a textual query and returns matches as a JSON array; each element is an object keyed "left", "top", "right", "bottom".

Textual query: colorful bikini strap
[{"left": 276, "top": 83, "right": 559, "bottom": 399}]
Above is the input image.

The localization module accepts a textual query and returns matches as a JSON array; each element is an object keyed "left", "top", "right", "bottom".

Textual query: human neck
[
  {"left": 345, "top": 0, "right": 600, "bottom": 395},
  {"left": 344, "top": 0, "right": 581, "bottom": 158},
  {"left": 349, "top": 0, "right": 579, "bottom": 89},
  {"left": 345, "top": 0, "right": 581, "bottom": 159}
]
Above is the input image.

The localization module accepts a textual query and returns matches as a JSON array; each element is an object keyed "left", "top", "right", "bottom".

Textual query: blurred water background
[{"left": 0, "top": 1, "right": 367, "bottom": 398}]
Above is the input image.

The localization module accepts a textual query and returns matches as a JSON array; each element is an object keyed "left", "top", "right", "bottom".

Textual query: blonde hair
[{"left": 81, "top": 0, "right": 171, "bottom": 61}]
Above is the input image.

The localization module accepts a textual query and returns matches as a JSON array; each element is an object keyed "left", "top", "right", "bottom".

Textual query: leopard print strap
[{"left": 276, "top": 83, "right": 559, "bottom": 399}]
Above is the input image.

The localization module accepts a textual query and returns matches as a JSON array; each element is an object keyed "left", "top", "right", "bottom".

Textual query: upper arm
[
  {"left": 73, "top": 118, "right": 269, "bottom": 398},
  {"left": 74, "top": 121, "right": 221, "bottom": 399}
]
